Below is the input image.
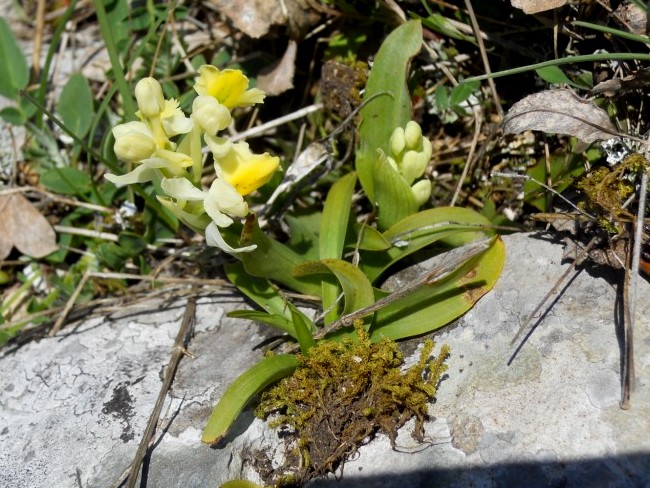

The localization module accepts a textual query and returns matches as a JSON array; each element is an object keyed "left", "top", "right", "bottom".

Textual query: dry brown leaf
[
  {"left": 257, "top": 40, "right": 297, "bottom": 96},
  {"left": 0, "top": 193, "right": 58, "bottom": 260},
  {"left": 209, "top": 0, "right": 320, "bottom": 39},
  {"left": 503, "top": 89, "right": 619, "bottom": 144},
  {"left": 510, "top": 0, "right": 567, "bottom": 14}
]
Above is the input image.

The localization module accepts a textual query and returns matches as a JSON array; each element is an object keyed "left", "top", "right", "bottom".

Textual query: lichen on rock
[{"left": 254, "top": 321, "right": 450, "bottom": 486}]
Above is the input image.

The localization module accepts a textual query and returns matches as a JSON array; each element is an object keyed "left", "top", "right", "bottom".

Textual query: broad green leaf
[
  {"left": 285, "top": 215, "right": 320, "bottom": 262},
  {"left": 40, "top": 167, "right": 92, "bottom": 196},
  {"left": 58, "top": 73, "right": 94, "bottom": 139},
  {"left": 370, "top": 237, "right": 505, "bottom": 340},
  {"left": 294, "top": 259, "right": 374, "bottom": 318},
  {"left": 320, "top": 172, "right": 357, "bottom": 322},
  {"left": 0, "top": 106, "right": 26, "bottom": 125},
  {"left": 535, "top": 66, "right": 590, "bottom": 89},
  {"left": 450, "top": 81, "right": 480, "bottom": 107},
  {"left": 224, "top": 262, "right": 294, "bottom": 320},
  {"left": 374, "top": 151, "right": 418, "bottom": 230},
  {"left": 227, "top": 310, "right": 297, "bottom": 337},
  {"left": 240, "top": 216, "right": 322, "bottom": 297},
  {"left": 359, "top": 207, "right": 493, "bottom": 283},
  {"left": 202, "top": 354, "right": 300, "bottom": 445},
  {"left": 351, "top": 223, "right": 390, "bottom": 251},
  {"left": 0, "top": 17, "right": 29, "bottom": 99},
  {"left": 291, "top": 306, "right": 315, "bottom": 354},
  {"left": 356, "top": 20, "right": 422, "bottom": 203}
]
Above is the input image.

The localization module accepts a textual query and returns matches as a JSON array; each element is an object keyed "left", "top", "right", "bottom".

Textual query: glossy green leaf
[
  {"left": 240, "top": 216, "right": 322, "bottom": 297},
  {"left": 294, "top": 259, "right": 374, "bottom": 318},
  {"left": 285, "top": 214, "right": 320, "bottom": 262},
  {"left": 370, "top": 237, "right": 505, "bottom": 340},
  {"left": 374, "top": 151, "right": 418, "bottom": 230},
  {"left": 352, "top": 223, "right": 390, "bottom": 251},
  {"left": 320, "top": 172, "right": 357, "bottom": 323},
  {"left": 227, "top": 310, "right": 296, "bottom": 337},
  {"left": 202, "top": 354, "right": 300, "bottom": 445},
  {"left": 58, "top": 73, "right": 94, "bottom": 139},
  {"left": 40, "top": 167, "right": 92, "bottom": 196},
  {"left": 360, "top": 207, "right": 493, "bottom": 283},
  {"left": 0, "top": 18, "right": 29, "bottom": 99},
  {"left": 291, "top": 306, "right": 315, "bottom": 354},
  {"left": 224, "top": 262, "right": 294, "bottom": 320},
  {"left": 356, "top": 20, "right": 422, "bottom": 203}
]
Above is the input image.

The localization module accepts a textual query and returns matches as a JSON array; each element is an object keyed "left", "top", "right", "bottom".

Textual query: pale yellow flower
[
  {"left": 194, "top": 65, "right": 265, "bottom": 110},
  {"left": 215, "top": 142, "right": 280, "bottom": 196},
  {"left": 192, "top": 95, "right": 232, "bottom": 136}
]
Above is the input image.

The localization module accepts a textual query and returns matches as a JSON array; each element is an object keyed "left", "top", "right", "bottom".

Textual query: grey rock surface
[{"left": 1, "top": 232, "right": 649, "bottom": 487}]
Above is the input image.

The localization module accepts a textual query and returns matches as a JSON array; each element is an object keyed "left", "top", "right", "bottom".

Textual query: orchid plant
[
  {"left": 106, "top": 65, "right": 280, "bottom": 254},
  {"left": 107, "top": 22, "right": 505, "bottom": 475}
]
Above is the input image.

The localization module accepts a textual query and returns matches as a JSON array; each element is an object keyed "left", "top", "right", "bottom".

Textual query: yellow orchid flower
[
  {"left": 194, "top": 65, "right": 265, "bottom": 110},
  {"left": 215, "top": 141, "right": 280, "bottom": 196}
]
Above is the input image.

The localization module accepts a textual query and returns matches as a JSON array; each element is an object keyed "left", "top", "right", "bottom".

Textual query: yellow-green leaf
[
  {"left": 294, "top": 259, "right": 375, "bottom": 318},
  {"left": 370, "top": 237, "right": 505, "bottom": 340},
  {"left": 202, "top": 354, "right": 299, "bottom": 445}
]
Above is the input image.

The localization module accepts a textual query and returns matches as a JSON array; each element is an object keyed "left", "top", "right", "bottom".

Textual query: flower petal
[
  {"left": 161, "top": 177, "right": 206, "bottom": 200},
  {"left": 205, "top": 222, "right": 257, "bottom": 254},
  {"left": 217, "top": 141, "right": 280, "bottom": 196},
  {"left": 192, "top": 95, "right": 231, "bottom": 135},
  {"left": 104, "top": 159, "right": 168, "bottom": 185}
]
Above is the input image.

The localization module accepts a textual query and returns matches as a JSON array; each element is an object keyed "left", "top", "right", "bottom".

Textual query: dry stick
[
  {"left": 510, "top": 236, "right": 599, "bottom": 346},
  {"left": 450, "top": 111, "right": 482, "bottom": 207},
  {"left": 49, "top": 271, "right": 90, "bottom": 337},
  {"left": 463, "top": 0, "right": 504, "bottom": 120},
  {"left": 310, "top": 239, "right": 492, "bottom": 342},
  {"left": 125, "top": 297, "right": 197, "bottom": 488},
  {"left": 620, "top": 170, "right": 647, "bottom": 409}
]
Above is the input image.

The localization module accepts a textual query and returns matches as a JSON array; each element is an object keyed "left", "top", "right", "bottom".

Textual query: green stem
[
  {"left": 92, "top": 0, "right": 137, "bottom": 119},
  {"left": 466, "top": 53, "right": 650, "bottom": 82},
  {"left": 573, "top": 20, "right": 650, "bottom": 46}
]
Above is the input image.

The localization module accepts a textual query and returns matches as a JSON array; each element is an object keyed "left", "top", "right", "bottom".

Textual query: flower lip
[{"left": 195, "top": 65, "right": 266, "bottom": 110}]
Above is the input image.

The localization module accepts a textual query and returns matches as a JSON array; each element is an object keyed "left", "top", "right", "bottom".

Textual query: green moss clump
[
  {"left": 576, "top": 153, "right": 650, "bottom": 233},
  {"left": 255, "top": 321, "right": 449, "bottom": 485}
]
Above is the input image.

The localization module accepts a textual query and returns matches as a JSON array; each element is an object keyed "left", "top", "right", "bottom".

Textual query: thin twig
[
  {"left": 620, "top": 170, "right": 647, "bottom": 409},
  {"left": 450, "top": 111, "right": 482, "bottom": 206},
  {"left": 463, "top": 0, "right": 504, "bottom": 119},
  {"left": 227, "top": 103, "right": 323, "bottom": 143},
  {"left": 88, "top": 271, "right": 229, "bottom": 287},
  {"left": 49, "top": 271, "right": 90, "bottom": 336},
  {"left": 125, "top": 298, "right": 197, "bottom": 488}
]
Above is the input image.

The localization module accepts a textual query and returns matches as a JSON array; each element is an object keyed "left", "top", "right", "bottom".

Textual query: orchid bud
[
  {"left": 192, "top": 96, "right": 232, "bottom": 136},
  {"left": 135, "top": 78, "right": 165, "bottom": 118}
]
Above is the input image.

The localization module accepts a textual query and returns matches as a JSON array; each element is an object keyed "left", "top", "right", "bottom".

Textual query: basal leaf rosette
[{"left": 105, "top": 67, "right": 280, "bottom": 254}]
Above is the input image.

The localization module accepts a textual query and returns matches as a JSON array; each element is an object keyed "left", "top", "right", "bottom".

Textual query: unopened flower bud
[
  {"left": 135, "top": 78, "right": 165, "bottom": 118},
  {"left": 401, "top": 150, "right": 428, "bottom": 184},
  {"left": 411, "top": 179, "right": 432, "bottom": 206},
  {"left": 192, "top": 96, "right": 231, "bottom": 136},
  {"left": 389, "top": 127, "right": 406, "bottom": 157},
  {"left": 112, "top": 121, "right": 156, "bottom": 162},
  {"left": 404, "top": 120, "right": 423, "bottom": 149}
]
